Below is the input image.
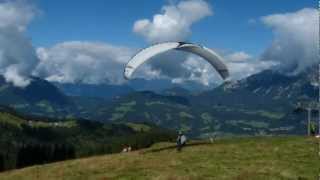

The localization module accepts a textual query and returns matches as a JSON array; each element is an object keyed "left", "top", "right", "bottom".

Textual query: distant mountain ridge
[
  {"left": 127, "top": 78, "right": 214, "bottom": 93},
  {"left": 0, "top": 67, "right": 317, "bottom": 137},
  {"left": 0, "top": 75, "right": 79, "bottom": 118},
  {"left": 0, "top": 76, "right": 70, "bottom": 105},
  {"left": 90, "top": 68, "right": 318, "bottom": 137},
  {"left": 195, "top": 67, "right": 318, "bottom": 106},
  {"left": 54, "top": 83, "right": 134, "bottom": 99}
]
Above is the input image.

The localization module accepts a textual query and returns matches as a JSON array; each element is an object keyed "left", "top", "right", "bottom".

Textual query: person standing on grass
[{"left": 177, "top": 132, "right": 187, "bottom": 152}]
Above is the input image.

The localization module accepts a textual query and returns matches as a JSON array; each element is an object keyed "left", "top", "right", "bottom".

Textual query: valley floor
[{"left": 0, "top": 136, "right": 318, "bottom": 180}]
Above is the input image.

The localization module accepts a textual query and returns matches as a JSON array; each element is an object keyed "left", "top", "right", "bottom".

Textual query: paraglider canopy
[{"left": 124, "top": 42, "right": 230, "bottom": 81}]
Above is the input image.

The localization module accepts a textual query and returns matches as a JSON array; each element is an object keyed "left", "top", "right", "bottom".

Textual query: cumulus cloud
[
  {"left": 261, "top": 8, "right": 318, "bottom": 74},
  {"left": 34, "top": 41, "right": 135, "bottom": 85},
  {"left": 170, "top": 51, "right": 275, "bottom": 85},
  {"left": 226, "top": 58, "right": 276, "bottom": 82},
  {"left": 34, "top": 42, "right": 209, "bottom": 85},
  {"left": 131, "top": 0, "right": 216, "bottom": 85},
  {"left": 0, "top": 0, "right": 39, "bottom": 87},
  {"left": 146, "top": 51, "right": 190, "bottom": 77},
  {"left": 131, "top": 0, "right": 274, "bottom": 85},
  {"left": 133, "top": 0, "right": 212, "bottom": 43},
  {"left": 179, "top": 55, "right": 217, "bottom": 85},
  {"left": 218, "top": 51, "right": 275, "bottom": 82},
  {"left": 133, "top": 50, "right": 219, "bottom": 86},
  {"left": 3, "top": 0, "right": 314, "bottom": 88},
  {"left": 137, "top": 7, "right": 319, "bottom": 85},
  {"left": 0, "top": 0, "right": 37, "bottom": 31},
  {"left": 225, "top": 51, "right": 252, "bottom": 62},
  {"left": 142, "top": 49, "right": 275, "bottom": 86}
]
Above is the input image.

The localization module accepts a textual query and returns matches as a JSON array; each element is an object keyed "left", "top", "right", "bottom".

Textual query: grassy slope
[{"left": 0, "top": 136, "right": 318, "bottom": 180}]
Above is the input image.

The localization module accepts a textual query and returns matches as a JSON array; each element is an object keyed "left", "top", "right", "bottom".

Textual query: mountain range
[
  {"left": 0, "top": 67, "right": 317, "bottom": 137},
  {"left": 88, "top": 67, "right": 318, "bottom": 137}
]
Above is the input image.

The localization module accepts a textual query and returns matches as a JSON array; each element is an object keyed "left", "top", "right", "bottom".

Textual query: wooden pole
[
  {"left": 307, "top": 108, "right": 311, "bottom": 136},
  {"left": 318, "top": 64, "right": 320, "bottom": 134}
]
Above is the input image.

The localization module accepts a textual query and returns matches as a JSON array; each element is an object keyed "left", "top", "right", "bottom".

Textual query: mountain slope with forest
[{"left": 0, "top": 107, "right": 175, "bottom": 172}]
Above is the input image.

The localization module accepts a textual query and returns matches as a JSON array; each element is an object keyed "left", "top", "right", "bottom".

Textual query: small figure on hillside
[
  {"left": 122, "top": 145, "right": 128, "bottom": 153},
  {"left": 210, "top": 134, "right": 217, "bottom": 143},
  {"left": 310, "top": 122, "right": 316, "bottom": 136},
  {"left": 122, "top": 145, "right": 132, "bottom": 153},
  {"left": 209, "top": 137, "right": 214, "bottom": 143},
  {"left": 177, "top": 132, "right": 187, "bottom": 152}
]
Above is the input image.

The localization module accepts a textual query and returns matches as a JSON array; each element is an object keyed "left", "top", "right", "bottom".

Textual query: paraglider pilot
[{"left": 177, "top": 132, "right": 187, "bottom": 152}]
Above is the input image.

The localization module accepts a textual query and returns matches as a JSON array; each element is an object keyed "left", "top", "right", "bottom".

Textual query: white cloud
[
  {"left": 2, "top": 1, "right": 314, "bottom": 89},
  {"left": 3, "top": 65, "right": 31, "bottom": 87},
  {"left": 0, "top": 0, "right": 37, "bottom": 31},
  {"left": 173, "top": 51, "right": 275, "bottom": 85},
  {"left": 130, "top": 0, "right": 275, "bottom": 86},
  {"left": 34, "top": 41, "right": 135, "bottom": 85},
  {"left": 0, "top": 0, "right": 39, "bottom": 87},
  {"left": 225, "top": 51, "right": 252, "bottom": 62},
  {"left": 143, "top": 48, "right": 274, "bottom": 86},
  {"left": 226, "top": 59, "right": 277, "bottom": 81},
  {"left": 133, "top": 0, "right": 212, "bottom": 43},
  {"left": 261, "top": 8, "right": 318, "bottom": 74},
  {"left": 0, "top": 0, "right": 273, "bottom": 88},
  {"left": 135, "top": 7, "right": 318, "bottom": 85},
  {"left": 169, "top": 8, "right": 319, "bottom": 85},
  {"left": 180, "top": 55, "right": 216, "bottom": 86}
]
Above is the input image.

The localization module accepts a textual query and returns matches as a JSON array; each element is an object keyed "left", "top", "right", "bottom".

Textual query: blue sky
[
  {"left": 0, "top": 0, "right": 317, "bottom": 87},
  {"left": 28, "top": 0, "right": 316, "bottom": 56}
]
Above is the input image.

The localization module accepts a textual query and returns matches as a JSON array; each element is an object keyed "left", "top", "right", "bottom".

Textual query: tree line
[{"left": 0, "top": 114, "right": 176, "bottom": 172}]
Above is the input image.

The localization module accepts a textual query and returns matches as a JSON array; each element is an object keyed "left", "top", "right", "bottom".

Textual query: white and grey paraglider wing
[
  {"left": 124, "top": 42, "right": 180, "bottom": 79},
  {"left": 124, "top": 42, "right": 230, "bottom": 80}
]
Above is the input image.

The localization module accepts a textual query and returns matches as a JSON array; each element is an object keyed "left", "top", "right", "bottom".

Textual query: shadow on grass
[{"left": 143, "top": 141, "right": 212, "bottom": 154}]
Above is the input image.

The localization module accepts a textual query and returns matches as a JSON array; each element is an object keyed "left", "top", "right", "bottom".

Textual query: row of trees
[
  {"left": 0, "top": 119, "right": 176, "bottom": 172},
  {"left": 17, "top": 143, "right": 75, "bottom": 168},
  {"left": 0, "top": 143, "right": 75, "bottom": 171}
]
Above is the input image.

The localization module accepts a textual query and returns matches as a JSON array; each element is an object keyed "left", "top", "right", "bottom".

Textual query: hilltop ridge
[{"left": 0, "top": 136, "right": 318, "bottom": 180}]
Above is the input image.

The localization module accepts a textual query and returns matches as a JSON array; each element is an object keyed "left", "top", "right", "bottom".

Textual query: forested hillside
[{"left": 0, "top": 107, "right": 175, "bottom": 172}]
